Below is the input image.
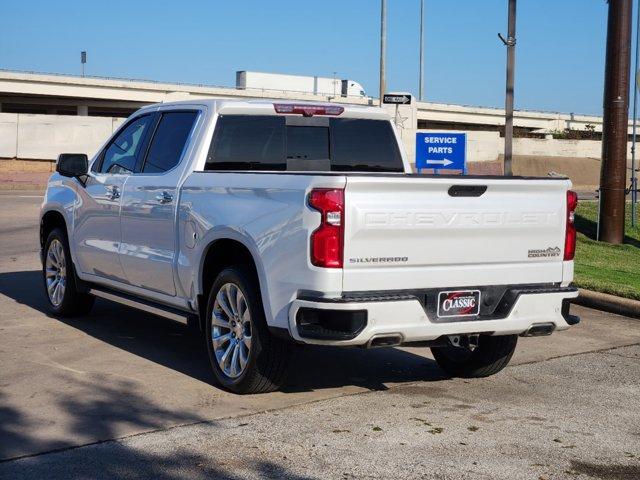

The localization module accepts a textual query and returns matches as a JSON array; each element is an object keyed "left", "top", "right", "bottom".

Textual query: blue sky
[{"left": 0, "top": 0, "right": 617, "bottom": 114}]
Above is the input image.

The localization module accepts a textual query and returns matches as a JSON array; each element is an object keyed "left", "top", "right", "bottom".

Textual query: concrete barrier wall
[
  {"left": 0, "top": 114, "right": 19, "bottom": 158},
  {"left": 513, "top": 138, "right": 606, "bottom": 159},
  {"left": 0, "top": 114, "right": 631, "bottom": 165},
  {"left": 0, "top": 113, "right": 126, "bottom": 161}
]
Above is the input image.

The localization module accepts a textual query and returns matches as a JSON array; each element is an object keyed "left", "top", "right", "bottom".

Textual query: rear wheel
[
  {"left": 431, "top": 334, "right": 517, "bottom": 378},
  {"left": 205, "top": 266, "right": 290, "bottom": 394},
  {"left": 42, "top": 228, "right": 94, "bottom": 317}
]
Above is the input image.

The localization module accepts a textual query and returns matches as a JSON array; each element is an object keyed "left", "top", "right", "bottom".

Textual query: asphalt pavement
[{"left": 0, "top": 191, "right": 639, "bottom": 479}]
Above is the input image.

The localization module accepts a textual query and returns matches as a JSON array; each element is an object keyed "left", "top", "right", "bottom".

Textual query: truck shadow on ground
[
  {"left": 0, "top": 270, "right": 447, "bottom": 395},
  {"left": 0, "top": 384, "right": 318, "bottom": 479},
  {"left": 0, "top": 269, "right": 446, "bottom": 476}
]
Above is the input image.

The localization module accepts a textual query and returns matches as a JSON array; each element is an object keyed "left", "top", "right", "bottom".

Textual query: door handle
[
  {"left": 105, "top": 185, "right": 120, "bottom": 200},
  {"left": 155, "top": 191, "right": 173, "bottom": 204},
  {"left": 448, "top": 185, "right": 487, "bottom": 197}
]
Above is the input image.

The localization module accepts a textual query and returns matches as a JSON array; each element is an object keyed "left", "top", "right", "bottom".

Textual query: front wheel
[
  {"left": 205, "top": 266, "right": 290, "bottom": 394},
  {"left": 42, "top": 228, "right": 94, "bottom": 317},
  {"left": 431, "top": 334, "right": 517, "bottom": 378}
]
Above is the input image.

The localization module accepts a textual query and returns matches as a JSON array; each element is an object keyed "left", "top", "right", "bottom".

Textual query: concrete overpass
[
  {"left": 0, "top": 70, "right": 611, "bottom": 134},
  {"left": 417, "top": 102, "right": 607, "bottom": 135},
  {"left": 0, "top": 69, "right": 623, "bottom": 192},
  {"left": 0, "top": 70, "right": 371, "bottom": 117}
]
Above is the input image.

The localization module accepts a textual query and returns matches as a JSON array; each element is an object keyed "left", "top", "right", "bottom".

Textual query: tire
[
  {"left": 42, "top": 228, "right": 94, "bottom": 317},
  {"left": 204, "top": 266, "right": 290, "bottom": 394},
  {"left": 431, "top": 334, "right": 517, "bottom": 378}
]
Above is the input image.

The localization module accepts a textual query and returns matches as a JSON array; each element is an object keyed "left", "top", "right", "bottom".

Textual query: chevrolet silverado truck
[{"left": 40, "top": 99, "right": 580, "bottom": 394}]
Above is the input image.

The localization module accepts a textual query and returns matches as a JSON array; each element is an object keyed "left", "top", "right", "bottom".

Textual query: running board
[{"left": 88, "top": 287, "right": 194, "bottom": 325}]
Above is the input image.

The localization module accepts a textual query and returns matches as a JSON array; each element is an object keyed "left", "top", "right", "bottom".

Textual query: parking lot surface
[{"left": 1, "top": 192, "right": 639, "bottom": 479}]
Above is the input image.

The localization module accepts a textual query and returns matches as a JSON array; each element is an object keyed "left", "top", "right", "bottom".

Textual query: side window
[
  {"left": 100, "top": 115, "right": 153, "bottom": 174},
  {"left": 142, "top": 111, "right": 199, "bottom": 173},
  {"left": 206, "top": 115, "right": 285, "bottom": 170}
]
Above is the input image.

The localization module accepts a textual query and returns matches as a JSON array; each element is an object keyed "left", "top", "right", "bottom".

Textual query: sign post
[{"left": 415, "top": 132, "right": 467, "bottom": 174}]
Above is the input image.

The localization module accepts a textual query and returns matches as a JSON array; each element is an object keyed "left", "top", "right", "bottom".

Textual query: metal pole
[
  {"left": 501, "top": 0, "right": 517, "bottom": 176},
  {"left": 81, "top": 51, "right": 86, "bottom": 77},
  {"left": 379, "top": 0, "right": 387, "bottom": 106},
  {"left": 419, "top": 0, "right": 424, "bottom": 101},
  {"left": 599, "top": 0, "right": 632, "bottom": 243},
  {"left": 333, "top": 71, "right": 337, "bottom": 98},
  {"left": 631, "top": 0, "right": 639, "bottom": 227}
]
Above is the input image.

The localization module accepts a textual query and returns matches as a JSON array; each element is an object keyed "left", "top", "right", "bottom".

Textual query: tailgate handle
[{"left": 448, "top": 185, "right": 487, "bottom": 197}]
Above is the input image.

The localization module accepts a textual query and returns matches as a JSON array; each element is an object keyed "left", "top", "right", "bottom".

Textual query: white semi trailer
[{"left": 236, "top": 71, "right": 367, "bottom": 98}]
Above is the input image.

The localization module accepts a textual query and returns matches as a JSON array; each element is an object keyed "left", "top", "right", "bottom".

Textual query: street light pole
[
  {"left": 379, "top": 0, "right": 387, "bottom": 106},
  {"left": 499, "top": 0, "right": 517, "bottom": 176},
  {"left": 599, "top": 0, "right": 632, "bottom": 243},
  {"left": 81, "top": 51, "right": 87, "bottom": 77},
  {"left": 419, "top": 0, "right": 424, "bottom": 101}
]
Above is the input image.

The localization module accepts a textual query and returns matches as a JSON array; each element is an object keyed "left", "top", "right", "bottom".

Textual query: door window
[
  {"left": 99, "top": 115, "right": 153, "bottom": 174},
  {"left": 142, "top": 111, "right": 199, "bottom": 173}
]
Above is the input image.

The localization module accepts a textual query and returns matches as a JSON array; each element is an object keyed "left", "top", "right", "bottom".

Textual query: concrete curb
[
  {"left": 573, "top": 288, "right": 640, "bottom": 319},
  {"left": 0, "top": 184, "right": 46, "bottom": 191}
]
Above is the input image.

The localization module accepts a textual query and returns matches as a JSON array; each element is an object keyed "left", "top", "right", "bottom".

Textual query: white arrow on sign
[{"left": 426, "top": 158, "right": 453, "bottom": 167}]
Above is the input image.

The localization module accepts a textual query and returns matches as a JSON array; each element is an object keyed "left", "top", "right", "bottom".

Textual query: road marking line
[{"left": 28, "top": 359, "right": 86, "bottom": 375}]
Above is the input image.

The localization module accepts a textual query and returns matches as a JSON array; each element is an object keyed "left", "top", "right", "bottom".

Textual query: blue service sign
[{"left": 415, "top": 132, "right": 467, "bottom": 171}]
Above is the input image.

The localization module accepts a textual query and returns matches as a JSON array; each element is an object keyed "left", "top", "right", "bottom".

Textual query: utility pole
[
  {"left": 631, "top": 0, "right": 639, "bottom": 228},
  {"left": 499, "top": 0, "right": 517, "bottom": 176},
  {"left": 379, "top": 0, "right": 387, "bottom": 105},
  {"left": 419, "top": 0, "right": 425, "bottom": 101},
  {"left": 599, "top": 0, "right": 632, "bottom": 243}
]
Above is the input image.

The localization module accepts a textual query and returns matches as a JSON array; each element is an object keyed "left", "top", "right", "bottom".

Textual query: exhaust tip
[
  {"left": 367, "top": 334, "right": 403, "bottom": 348},
  {"left": 521, "top": 322, "right": 556, "bottom": 337}
]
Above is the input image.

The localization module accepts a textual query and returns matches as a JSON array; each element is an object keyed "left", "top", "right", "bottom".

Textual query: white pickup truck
[{"left": 40, "top": 99, "right": 579, "bottom": 394}]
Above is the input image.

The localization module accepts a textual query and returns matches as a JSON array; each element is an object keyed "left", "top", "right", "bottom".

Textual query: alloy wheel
[
  {"left": 45, "top": 239, "right": 66, "bottom": 307},
  {"left": 211, "top": 282, "right": 252, "bottom": 379}
]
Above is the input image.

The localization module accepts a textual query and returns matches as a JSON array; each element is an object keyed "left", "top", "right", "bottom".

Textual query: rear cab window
[{"left": 205, "top": 114, "right": 403, "bottom": 173}]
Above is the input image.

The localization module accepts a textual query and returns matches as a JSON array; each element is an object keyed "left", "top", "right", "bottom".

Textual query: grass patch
[{"left": 574, "top": 201, "right": 640, "bottom": 300}]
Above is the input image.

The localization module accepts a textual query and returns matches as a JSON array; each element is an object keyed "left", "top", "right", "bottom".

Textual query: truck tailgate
[{"left": 342, "top": 176, "right": 570, "bottom": 292}]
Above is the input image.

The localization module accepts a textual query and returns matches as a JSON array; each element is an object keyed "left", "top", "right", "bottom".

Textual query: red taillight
[
  {"left": 273, "top": 103, "right": 344, "bottom": 117},
  {"left": 564, "top": 190, "right": 578, "bottom": 261},
  {"left": 308, "top": 188, "right": 344, "bottom": 268}
]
